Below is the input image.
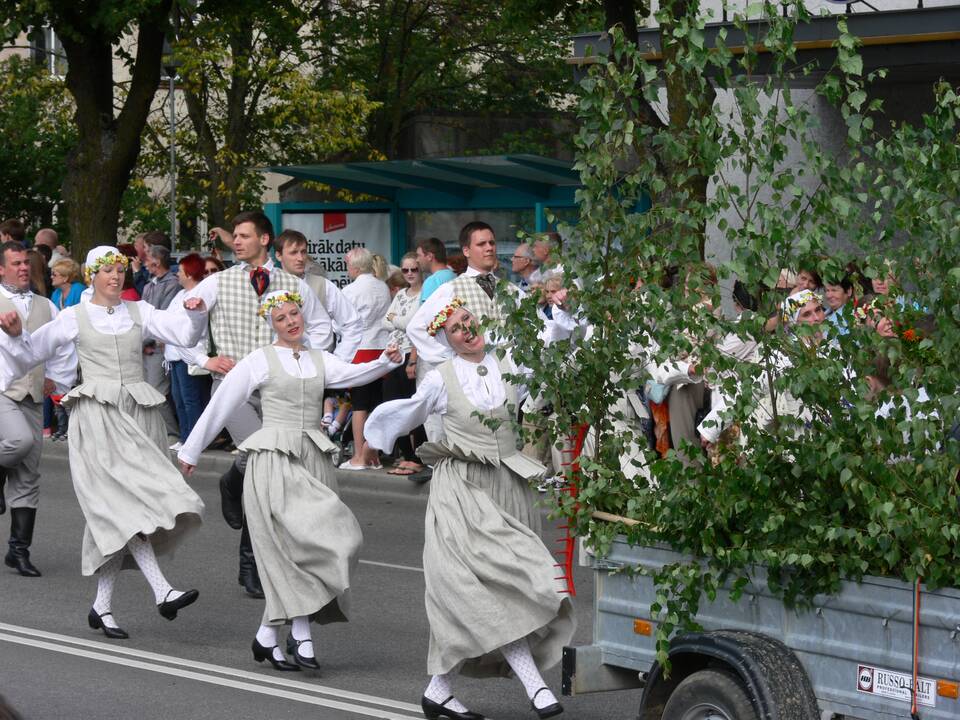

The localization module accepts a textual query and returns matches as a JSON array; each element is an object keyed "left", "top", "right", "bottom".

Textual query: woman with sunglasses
[{"left": 380, "top": 253, "right": 427, "bottom": 476}]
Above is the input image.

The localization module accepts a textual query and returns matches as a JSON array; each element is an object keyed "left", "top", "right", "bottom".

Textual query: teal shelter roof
[{"left": 268, "top": 154, "right": 581, "bottom": 210}]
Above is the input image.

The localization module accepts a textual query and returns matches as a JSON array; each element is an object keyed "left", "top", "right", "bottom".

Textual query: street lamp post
[{"left": 162, "top": 41, "right": 182, "bottom": 252}]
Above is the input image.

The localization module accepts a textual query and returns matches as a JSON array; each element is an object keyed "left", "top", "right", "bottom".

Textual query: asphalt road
[{"left": 0, "top": 442, "right": 640, "bottom": 720}]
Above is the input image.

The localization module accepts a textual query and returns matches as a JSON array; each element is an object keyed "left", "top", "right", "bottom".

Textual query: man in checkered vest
[
  {"left": 407, "top": 221, "right": 522, "bottom": 366},
  {"left": 188, "top": 211, "right": 334, "bottom": 598}
]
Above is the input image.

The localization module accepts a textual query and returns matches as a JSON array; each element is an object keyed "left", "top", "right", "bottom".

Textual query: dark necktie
[
  {"left": 250, "top": 267, "right": 270, "bottom": 297},
  {"left": 2, "top": 284, "right": 28, "bottom": 297},
  {"left": 476, "top": 273, "right": 496, "bottom": 300}
]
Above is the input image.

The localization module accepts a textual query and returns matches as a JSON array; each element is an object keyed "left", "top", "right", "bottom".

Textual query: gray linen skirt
[
  {"left": 423, "top": 456, "right": 575, "bottom": 677},
  {"left": 240, "top": 428, "right": 362, "bottom": 626},
  {"left": 65, "top": 382, "right": 204, "bottom": 576}
]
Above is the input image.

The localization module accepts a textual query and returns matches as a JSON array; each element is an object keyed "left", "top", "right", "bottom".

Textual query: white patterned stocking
[{"left": 500, "top": 637, "right": 557, "bottom": 710}]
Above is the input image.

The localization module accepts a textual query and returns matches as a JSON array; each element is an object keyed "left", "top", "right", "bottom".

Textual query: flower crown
[
  {"left": 84, "top": 251, "right": 130, "bottom": 282},
  {"left": 780, "top": 289, "right": 819, "bottom": 324},
  {"left": 258, "top": 291, "right": 303, "bottom": 318},
  {"left": 427, "top": 297, "right": 464, "bottom": 336}
]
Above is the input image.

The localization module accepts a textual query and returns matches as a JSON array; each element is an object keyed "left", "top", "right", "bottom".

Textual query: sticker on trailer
[{"left": 856, "top": 664, "right": 936, "bottom": 708}]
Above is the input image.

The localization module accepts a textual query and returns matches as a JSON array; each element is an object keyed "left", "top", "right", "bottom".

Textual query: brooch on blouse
[
  {"left": 476, "top": 364, "right": 488, "bottom": 377},
  {"left": 106, "top": 306, "right": 115, "bottom": 315}
]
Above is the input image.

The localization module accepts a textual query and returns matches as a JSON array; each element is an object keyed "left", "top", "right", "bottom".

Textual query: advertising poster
[{"left": 280, "top": 211, "right": 392, "bottom": 288}]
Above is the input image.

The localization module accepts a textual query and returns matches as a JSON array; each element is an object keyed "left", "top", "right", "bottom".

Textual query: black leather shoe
[
  {"left": 87, "top": 608, "right": 129, "bottom": 640},
  {"left": 238, "top": 525, "right": 265, "bottom": 598},
  {"left": 251, "top": 639, "right": 300, "bottom": 671},
  {"left": 288, "top": 638, "right": 320, "bottom": 670},
  {"left": 530, "top": 688, "right": 563, "bottom": 719},
  {"left": 421, "top": 695, "right": 484, "bottom": 720},
  {"left": 219, "top": 466, "right": 244, "bottom": 529},
  {"left": 157, "top": 588, "right": 199, "bottom": 620}
]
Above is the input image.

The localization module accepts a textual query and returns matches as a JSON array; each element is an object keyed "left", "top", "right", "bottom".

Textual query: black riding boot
[
  {"left": 5, "top": 507, "right": 41, "bottom": 577},
  {"left": 0, "top": 467, "right": 7, "bottom": 515},
  {"left": 219, "top": 463, "right": 244, "bottom": 530},
  {"left": 238, "top": 522, "right": 264, "bottom": 598}
]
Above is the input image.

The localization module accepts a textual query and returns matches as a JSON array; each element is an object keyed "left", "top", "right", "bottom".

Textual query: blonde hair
[
  {"left": 371, "top": 253, "right": 389, "bottom": 281},
  {"left": 52, "top": 258, "right": 83, "bottom": 284}
]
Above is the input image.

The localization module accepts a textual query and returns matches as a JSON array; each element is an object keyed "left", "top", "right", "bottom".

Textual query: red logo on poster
[{"left": 324, "top": 213, "right": 347, "bottom": 233}]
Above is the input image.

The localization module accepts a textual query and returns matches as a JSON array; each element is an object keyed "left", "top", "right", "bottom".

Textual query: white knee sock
[
  {"left": 92, "top": 552, "right": 124, "bottom": 629},
  {"left": 291, "top": 616, "right": 314, "bottom": 658},
  {"left": 501, "top": 637, "right": 557, "bottom": 709},
  {"left": 255, "top": 624, "right": 285, "bottom": 662},
  {"left": 126, "top": 535, "right": 181, "bottom": 605},
  {"left": 424, "top": 673, "right": 468, "bottom": 713}
]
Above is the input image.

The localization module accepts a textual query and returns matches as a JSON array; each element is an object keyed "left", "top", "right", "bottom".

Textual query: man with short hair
[
  {"left": 0, "top": 240, "right": 76, "bottom": 576},
  {"left": 188, "top": 210, "right": 334, "bottom": 598},
  {"left": 511, "top": 242, "right": 540, "bottom": 291},
  {"left": 415, "top": 237, "right": 455, "bottom": 302},
  {"left": 142, "top": 244, "right": 183, "bottom": 440},
  {"left": 0, "top": 220, "right": 26, "bottom": 244},
  {"left": 274, "top": 229, "right": 362, "bottom": 361},
  {"left": 33, "top": 228, "right": 57, "bottom": 251},
  {"left": 407, "top": 221, "right": 521, "bottom": 365}
]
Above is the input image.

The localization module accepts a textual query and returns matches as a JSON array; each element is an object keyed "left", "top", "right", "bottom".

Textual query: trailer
[{"left": 563, "top": 536, "right": 960, "bottom": 719}]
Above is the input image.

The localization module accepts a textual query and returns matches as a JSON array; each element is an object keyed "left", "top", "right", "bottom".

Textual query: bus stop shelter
[{"left": 264, "top": 154, "right": 583, "bottom": 284}]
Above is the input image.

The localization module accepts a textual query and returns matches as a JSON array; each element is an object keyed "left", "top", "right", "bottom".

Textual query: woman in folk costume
[
  {"left": 178, "top": 291, "right": 402, "bottom": 671},
  {"left": 0, "top": 246, "right": 207, "bottom": 639},
  {"left": 365, "top": 299, "right": 575, "bottom": 720}
]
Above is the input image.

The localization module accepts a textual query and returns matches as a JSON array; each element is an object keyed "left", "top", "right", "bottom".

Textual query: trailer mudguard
[{"left": 639, "top": 630, "right": 820, "bottom": 720}]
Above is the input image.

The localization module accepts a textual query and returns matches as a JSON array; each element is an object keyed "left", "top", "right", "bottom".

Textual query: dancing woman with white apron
[
  {"left": 366, "top": 300, "right": 574, "bottom": 720},
  {"left": 179, "top": 291, "right": 402, "bottom": 670},
  {"left": 0, "top": 246, "right": 207, "bottom": 639}
]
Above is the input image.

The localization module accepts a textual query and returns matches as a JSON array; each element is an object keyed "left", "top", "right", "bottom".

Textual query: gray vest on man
[{"left": 0, "top": 294, "right": 50, "bottom": 403}]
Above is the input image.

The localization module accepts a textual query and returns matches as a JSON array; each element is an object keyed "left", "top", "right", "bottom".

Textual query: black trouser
[{"left": 381, "top": 355, "right": 426, "bottom": 462}]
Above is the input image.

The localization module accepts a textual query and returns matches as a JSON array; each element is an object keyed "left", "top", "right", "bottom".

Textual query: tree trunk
[{"left": 58, "top": 1, "right": 172, "bottom": 257}]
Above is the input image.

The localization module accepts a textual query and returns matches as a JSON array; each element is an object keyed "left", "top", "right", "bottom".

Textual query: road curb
[{"left": 40, "top": 439, "right": 432, "bottom": 498}]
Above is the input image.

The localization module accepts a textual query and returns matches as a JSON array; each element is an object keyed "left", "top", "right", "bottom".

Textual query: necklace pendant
[
  {"left": 106, "top": 306, "right": 115, "bottom": 315},
  {"left": 476, "top": 364, "right": 488, "bottom": 377},
  {"left": 292, "top": 351, "right": 300, "bottom": 360}
]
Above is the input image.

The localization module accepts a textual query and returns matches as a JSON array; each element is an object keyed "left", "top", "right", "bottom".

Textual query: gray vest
[
  {"left": 447, "top": 274, "right": 503, "bottom": 326},
  {"left": 208, "top": 265, "right": 302, "bottom": 370},
  {"left": 0, "top": 293, "right": 51, "bottom": 402}
]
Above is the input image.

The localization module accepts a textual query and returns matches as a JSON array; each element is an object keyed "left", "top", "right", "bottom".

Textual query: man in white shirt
[
  {"left": 339, "top": 247, "right": 392, "bottom": 469},
  {"left": 408, "top": 221, "right": 521, "bottom": 365},
  {"left": 0, "top": 241, "right": 76, "bottom": 576},
  {"left": 189, "top": 211, "right": 335, "bottom": 598},
  {"left": 274, "top": 229, "right": 362, "bottom": 361}
]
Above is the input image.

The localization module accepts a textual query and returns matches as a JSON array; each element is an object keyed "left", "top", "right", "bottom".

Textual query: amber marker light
[
  {"left": 633, "top": 619, "right": 653, "bottom": 636},
  {"left": 937, "top": 680, "right": 959, "bottom": 700}
]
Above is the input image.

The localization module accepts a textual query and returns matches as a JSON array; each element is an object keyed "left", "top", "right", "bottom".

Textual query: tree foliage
[
  {"left": 0, "top": 0, "right": 173, "bottom": 256},
  {"left": 0, "top": 55, "right": 74, "bottom": 235},
  {"left": 504, "top": 1, "right": 960, "bottom": 668},
  {"left": 313, "top": 0, "right": 585, "bottom": 158}
]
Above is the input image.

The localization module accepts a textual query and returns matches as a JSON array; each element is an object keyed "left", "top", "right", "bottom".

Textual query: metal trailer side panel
[{"left": 588, "top": 539, "right": 960, "bottom": 720}]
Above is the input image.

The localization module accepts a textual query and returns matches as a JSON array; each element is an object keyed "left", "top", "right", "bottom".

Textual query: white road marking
[
  {"left": 359, "top": 559, "right": 424, "bottom": 573},
  {"left": 0, "top": 623, "right": 423, "bottom": 717}
]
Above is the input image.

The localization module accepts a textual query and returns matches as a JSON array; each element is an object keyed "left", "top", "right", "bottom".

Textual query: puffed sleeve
[
  {"left": 177, "top": 350, "right": 269, "bottom": 466},
  {"left": 322, "top": 350, "right": 401, "bottom": 390},
  {"left": 365, "top": 370, "right": 446, "bottom": 453},
  {"left": 140, "top": 301, "right": 207, "bottom": 348},
  {"left": 406, "top": 282, "right": 456, "bottom": 364},
  {"left": 0, "top": 307, "right": 79, "bottom": 392}
]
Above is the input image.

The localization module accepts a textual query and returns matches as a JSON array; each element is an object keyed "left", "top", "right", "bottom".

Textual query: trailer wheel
[{"left": 661, "top": 668, "right": 759, "bottom": 720}]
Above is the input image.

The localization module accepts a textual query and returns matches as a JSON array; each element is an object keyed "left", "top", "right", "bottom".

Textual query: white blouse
[
  {"left": 162, "top": 289, "right": 210, "bottom": 367},
  {"left": 177, "top": 345, "right": 400, "bottom": 466},
  {"left": 365, "top": 352, "right": 528, "bottom": 454},
  {"left": 381, "top": 288, "right": 421, "bottom": 352},
  {"left": 0, "top": 300, "right": 206, "bottom": 393},
  {"left": 0, "top": 287, "right": 77, "bottom": 391}
]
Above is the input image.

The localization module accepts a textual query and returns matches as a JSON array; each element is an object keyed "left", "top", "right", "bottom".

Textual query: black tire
[{"left": 661, "top": 668, "right": 759, "bottom": 720}]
